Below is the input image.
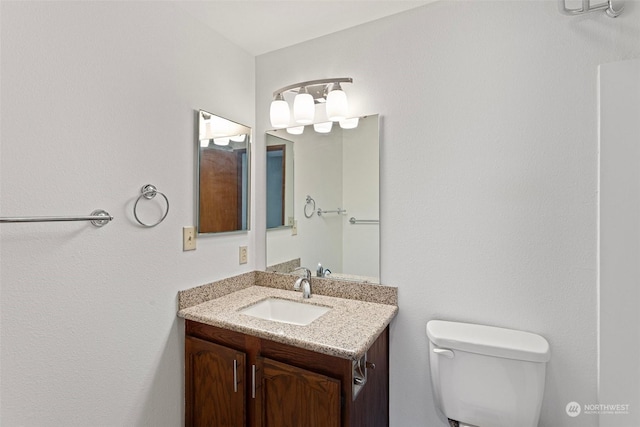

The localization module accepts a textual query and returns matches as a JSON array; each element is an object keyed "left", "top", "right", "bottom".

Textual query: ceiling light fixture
[{"left": 270, "top": 77, "right": 353, "bottom": 130}]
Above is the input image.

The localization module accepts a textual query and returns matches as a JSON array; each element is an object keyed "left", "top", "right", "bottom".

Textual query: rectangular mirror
[
  {"left": 266, "top": 115, "right": 379, "bottom": 283},
  {"left": 197, "top": 110, "right": 251, "bottom": 234},
  {"left": 266, "top": 135, "right": 294, "bottom": 229}
]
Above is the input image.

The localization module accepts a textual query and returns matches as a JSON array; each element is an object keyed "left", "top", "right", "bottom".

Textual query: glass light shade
[
  {"left": 339, "top": 117, "right": 359, "bottom": 129},
  {"left": 326, "top": 89, "right": 348, "bottom": 121},
  {"left": 293, "top": 92, "right": 315, "bottom": 124},
  {"left": 230, "top": 134, "right": 246, "bottom": 142},
  {"left": 286, "top": 126, "right": 304, "bottom": 135},
  {"left": 200, "top": 139, "right": 210, "bottom": 148},
  {"left": 203, "top": 122, "right": 213, "bottom": 139},
  {"left": 270, "top": 99, "right": 290, "bottom": 128},
  {"left": 213, "top": 137, "right": 230, "bottom": 146},
  {"left": 313, "top": 121, "right": 333, "bottom": 134}
]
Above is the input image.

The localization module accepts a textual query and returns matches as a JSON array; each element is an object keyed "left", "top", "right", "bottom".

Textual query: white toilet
[{"left": 426, "top": 320, "right": 550, "bottom": 427}]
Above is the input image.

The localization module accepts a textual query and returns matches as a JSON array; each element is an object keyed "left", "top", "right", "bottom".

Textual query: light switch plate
[
  {"left": 183, "top": 226, "right": 196, "bottom": 251},
  {"left": 291, "top": 220, "right": 298, "bottom": 236}
]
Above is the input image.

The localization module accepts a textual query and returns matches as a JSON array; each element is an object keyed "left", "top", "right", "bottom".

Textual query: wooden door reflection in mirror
[{"left": 197, "top": 110, "right": 250, "bottom": 234}]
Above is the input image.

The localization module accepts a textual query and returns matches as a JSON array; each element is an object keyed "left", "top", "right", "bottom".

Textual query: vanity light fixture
[
  {"left": 313, "top": 121, "right": 333, "bottom": 134},
  {"left": 339, "top": 117, "right": 359, "bottom": 129},
  {"left": 270, "top": 93, "right": 290, "bottom": 128},
  {"left": 230, "top": 134, "right": 246, "bottom": 142},
  {"left": 270, "top": 77, "right": 353, "bottom": 129},
  {"left": 286, "top": 126, "right": 304, "bottom": 135},
  {"left": 204, "top": 121, "right": 213, "bottom": 138},
  {"left": 326, "top": 83, "right": 348, "bottom": 121},
  {"left": 293, "top": 86, "right": 315, "bottom": 124},
  {"left": 213, "top": 137, "right": 230, "bottom": 146}
]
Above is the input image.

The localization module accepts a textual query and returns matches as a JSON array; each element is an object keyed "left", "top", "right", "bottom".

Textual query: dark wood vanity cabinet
[
  {"left": 258, "top": 356, "right": 341, "bottom": 427},
  {"left": 184, "top": 320, "right": 389, "bottom": 427},
  {"left": 185, "top": 336, "right": 246, "bottom": 426}
]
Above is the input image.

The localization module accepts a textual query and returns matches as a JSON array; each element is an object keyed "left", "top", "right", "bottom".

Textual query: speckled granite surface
[
  {"left": 265, "top": 258, "right": 300, "bottom": 274},
  {"left": 178, "top": 271, "right": 257, "bottom": 311},
  {"left": 255, "top": 271, "right": 397, "bottom": 305},
  {"left": 179, "top": 270, "right": 397, "bottom": 310},
  {"left": 178, "top": 285, "right": 397, "bottom": 360}
]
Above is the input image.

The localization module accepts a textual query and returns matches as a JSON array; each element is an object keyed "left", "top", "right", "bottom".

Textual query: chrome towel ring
[
  {"left": 304, "top": 195, "right": 316, "bottom": 218},
  {"left": 134, "top": 184, "right": 169, "bottom": 227}
]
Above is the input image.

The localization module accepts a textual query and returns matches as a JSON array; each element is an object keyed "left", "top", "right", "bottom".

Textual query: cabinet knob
[{"left": 365, "top": 361, "right": 376, "bottom": 370}]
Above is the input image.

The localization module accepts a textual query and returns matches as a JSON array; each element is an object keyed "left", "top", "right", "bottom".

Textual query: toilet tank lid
[{"left": 426, "top": 320, "right": 550, "bottom": 363}]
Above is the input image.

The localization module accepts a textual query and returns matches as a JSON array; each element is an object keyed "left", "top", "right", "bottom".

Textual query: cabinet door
[
  {"left": 257, "top": 357, "right": 340, "bottom": 427},
  {"left": 185, "top": 336, "right": 246, "bottom": 427}
]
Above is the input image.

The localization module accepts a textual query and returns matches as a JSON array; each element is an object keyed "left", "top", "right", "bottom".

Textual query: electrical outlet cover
[{"left": 239, "top": 246, "right": 248, "bottom": 264}]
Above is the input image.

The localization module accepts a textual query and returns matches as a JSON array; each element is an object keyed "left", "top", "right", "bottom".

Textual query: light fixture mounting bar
[{"left": 272, "top": 77, "right": 353, "bottom": 98}]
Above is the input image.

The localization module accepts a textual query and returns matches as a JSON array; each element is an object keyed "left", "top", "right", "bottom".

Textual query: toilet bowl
[{"left": 426, "top": 320, "right": 550, "bottom": 427}]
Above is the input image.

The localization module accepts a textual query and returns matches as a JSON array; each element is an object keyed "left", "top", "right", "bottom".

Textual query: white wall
[
  {"left": 0, "top": 2, "right": 254, "bottom": 425},
  {"left": 598, "top": 59, "right": 640, "bottom": 426},
  {"left": 256, "top": 2, "right": 640, "bottom": 426},
  {"left": 266, "top": 128, "right": 344, "bottom": 271}
]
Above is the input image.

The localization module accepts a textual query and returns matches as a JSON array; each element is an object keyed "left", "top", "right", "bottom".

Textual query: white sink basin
[{"left": 239, "top": 298, "right": 330, "bottom": 326}]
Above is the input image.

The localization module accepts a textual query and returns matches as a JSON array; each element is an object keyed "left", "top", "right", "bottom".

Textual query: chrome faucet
[
  {"left": 293, "top": 267, "right": 312, "bottom": 298},
  {"left": 316, "top": 263, "right": 332, "bottom": 278}
]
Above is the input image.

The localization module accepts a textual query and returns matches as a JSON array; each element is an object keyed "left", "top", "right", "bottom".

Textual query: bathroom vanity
[
  {"left": 178, "top": 271, "right": 397, "bottom": 427},
  {"left": 185, "top": 321, "right": 388, "bottom": 427}
]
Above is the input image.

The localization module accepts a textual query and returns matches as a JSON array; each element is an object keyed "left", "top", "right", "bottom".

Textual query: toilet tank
[{"left": 426, "top": 320, "right": 550, "bottom": 427}]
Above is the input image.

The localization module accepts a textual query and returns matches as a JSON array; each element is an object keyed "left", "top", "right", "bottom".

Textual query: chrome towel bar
[
  {"left": 0, "top": 209, "right": 113, "bottom": 227},
  {"left": 349, "top": 217, "right": 379, "bottom": 224},
  {"left": 318, "top": 208, "right": 346, "bottom": 216}
]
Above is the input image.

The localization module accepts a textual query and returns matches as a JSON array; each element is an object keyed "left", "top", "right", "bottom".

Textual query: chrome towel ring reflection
[
  {"left": 134, "top": 184, "right": 169, "bottom": 227},
  {"left": 304, "top": 195, "right": 316, "bottom": 218}
]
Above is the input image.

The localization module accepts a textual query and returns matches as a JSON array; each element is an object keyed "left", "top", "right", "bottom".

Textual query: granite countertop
[{"left": 178, "top": 285, "right": 398, "bottom": 360}]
